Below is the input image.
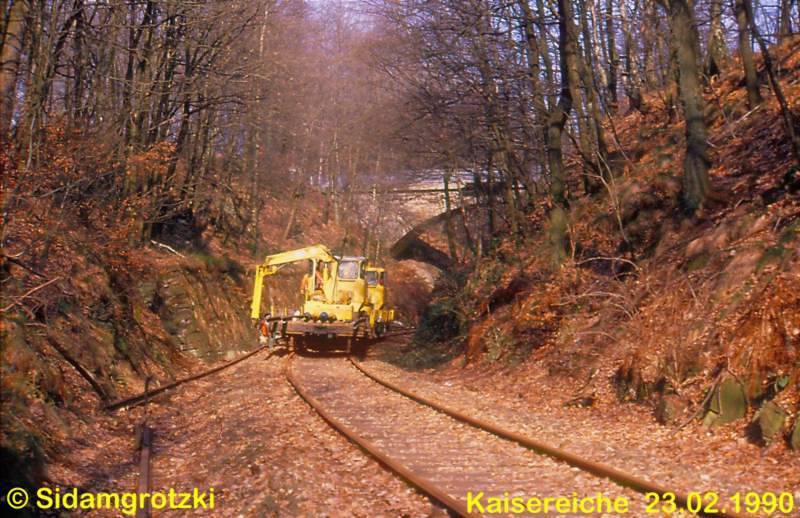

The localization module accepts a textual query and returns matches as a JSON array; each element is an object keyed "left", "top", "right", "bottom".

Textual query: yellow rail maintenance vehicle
[{"left": 250, "top": 244, "right": 394, "bottom": 351}]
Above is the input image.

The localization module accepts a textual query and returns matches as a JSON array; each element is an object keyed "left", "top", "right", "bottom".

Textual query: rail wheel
[{"left": 293, "top": 336, "right": 308, "bottom": 354}]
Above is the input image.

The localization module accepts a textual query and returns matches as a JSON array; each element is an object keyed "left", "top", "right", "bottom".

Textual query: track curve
[
  {"left": 349, "top": 358, "right": 748, "bottom": 518},
  {"left": 287, "top": 355, "right": 660, "bottom": 517}
]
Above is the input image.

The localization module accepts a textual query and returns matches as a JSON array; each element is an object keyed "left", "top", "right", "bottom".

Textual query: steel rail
[
  {"left": 105, "top": 345, "right": 270, "bottom": 411},
  {"left": 134, "top": 424, "right": 153, "bottom": 518},
  {"left": 286, "top": 357, "right": 480, "bottom": 518},
  {"left": 350, "top": 359, "right": 747, "bottom": 518},
  {"left": 104, "top": 328, "right": 412, "bottom": 412}
]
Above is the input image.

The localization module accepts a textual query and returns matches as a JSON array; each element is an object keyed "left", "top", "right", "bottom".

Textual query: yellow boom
[
  {"left": 250, "top": 244, "right": 336, "bottom": 319},
  {"left": 251, "top": 244, "right": 394, "bottom": 345}
]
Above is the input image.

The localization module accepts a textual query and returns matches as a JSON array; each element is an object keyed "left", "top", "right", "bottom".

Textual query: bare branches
[
  {"left": 1, "top": 276, "right": 62, "bottom": 313},
  {"left": 150, "top": 240, "right": 184, "bottom": 257}
]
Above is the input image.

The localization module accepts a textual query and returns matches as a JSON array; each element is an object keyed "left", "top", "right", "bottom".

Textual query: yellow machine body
[
  {"left": 366, "top": 266, "right": 394, "bottom": 329},
  {"left": 251, "top": 244, "right": 393, "bottom": 340}
]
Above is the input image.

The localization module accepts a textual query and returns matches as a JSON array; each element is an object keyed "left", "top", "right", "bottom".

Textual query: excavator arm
[{"left": 250, "top": 244, "right": 337, "bottom": 319}]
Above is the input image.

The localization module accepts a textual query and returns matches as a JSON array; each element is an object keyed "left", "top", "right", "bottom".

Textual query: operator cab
[
  {"left": 337, "top": 257, "right": 365, "bottom": 280},
  {"left": 365, "top": 266, "right": 386, "bottom": 310},
  {"left": 365, "top": 268, "right": 385, "bottom": 286},
  {"left": 334, "top": 256, "right": 367, "bottom": 307}
]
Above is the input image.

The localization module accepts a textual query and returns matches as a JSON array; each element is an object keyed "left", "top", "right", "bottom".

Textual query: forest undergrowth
[{"left": 410, "top": 37, "right": 800, "bottom": 449}]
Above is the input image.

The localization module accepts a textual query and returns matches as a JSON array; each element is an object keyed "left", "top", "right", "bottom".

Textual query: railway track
[
  {"left": 104, "top": 328, "right": 413, "bottom": 411},
  {"left": 288, "top": 355, "right": 683, "bottom": 518},
  {"left": 112, "top": 332, "right": 750, "bottom": 517}
]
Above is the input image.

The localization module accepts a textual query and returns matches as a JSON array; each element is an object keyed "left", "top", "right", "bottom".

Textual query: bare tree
[
  {"left": 734, "top": 0, "right": 762, "bottom": 107},
  {"left": 658, "top": 0, "right": 711, "bottom": 210},
  {"left": 1, "top": 0, "right": 29, "bottom": 136},
  {"left": 777, "top": 0, "right": 795, "bottom": 41},
  {"left": 705, "top": 0, "right": 728, "bottom": 78},
  {"left": 547, "top": 0, "right": 580, "bottom": 262}
]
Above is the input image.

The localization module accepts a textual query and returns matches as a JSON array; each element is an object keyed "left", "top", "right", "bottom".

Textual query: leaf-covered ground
[
  {"left": 47, "top": 351, "right": 435, "bottom": 517},
  {"left": 370, "top": 339, "right": 800, "bottom": 513}
]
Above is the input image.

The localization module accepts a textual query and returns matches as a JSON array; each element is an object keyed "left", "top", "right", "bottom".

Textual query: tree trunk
[
  {"left": 585, "top": 0, "right": 608, "bottom": 99},
  {"left": 705, "top": 0, "right": 728, "bottom": 78},
  {"left": 443, "top": 172, "right": 458, "bottom": 262},
  {"left": 605, "top": 0, "right": 619, "bottom": 112},
  {"left": 331, "top": 131, "right": 340, "bottom": 225},
  {"left": 642, "top": 1, "right": 661, "bottom": 89},
  {"left": 558, "top": 2, "right": 594, "bottom": 195},
  {"left": 0, "top": 0, "right": 29, "bottom": 136},
  {"left": 665, "top": 30, "right": 680, "bottom": 122},
  {"left": 735, "top": 0, "right": 762, "bottom": 108},
  {"left": 578, "top": 51, "right": 611, "bottom": 184},
  {"left": 472, "top": 4, "right": 522, "bottom": 237},
  {"left": 484, "top": 161, "right": 495, "bottom": 238},
  {"left": 661, "top": 0, "right": 711, "bottom": 211},
  {"left": 70, "top": 0, "right": 86, "bottom": 122},
  {"left": 283, "top": 186, "right": 302, "bottom": 242},
  {"left": 778, "top": 0, "right": 794, "bottom": 41},
  {"left": 548, "top": 0, "right": 577, "bottom": 263},
  {"left": 620, "top": 0, "right": 644, "bottom": 112},
  {"left": 458, "top": 183, "right": 476, "bottom": 257},
  {"left": 519, "top": 0, "right": 551, "bottom": 157},
  {"left": 536, "top": 0, "right": 555, "bottom": 107}
]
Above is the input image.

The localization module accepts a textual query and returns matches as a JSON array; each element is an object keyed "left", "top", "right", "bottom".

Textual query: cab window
[
  {"left": 337, "top": 261, "right": 360, "bottom": 280},
  {"left": 366, "top": 271, "right": 378, "bottom": 286}
]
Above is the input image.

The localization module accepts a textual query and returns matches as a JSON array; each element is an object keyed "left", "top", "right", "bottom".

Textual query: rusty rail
[
  {"left": 286, "top": 358, "right": 478, "bottom": 517},
  {"left": 133, "top": 377, "right": 155, "bottom": 518},
  {"left": 134, "top": 424, "right": 153, "bottom": 518},
  {"left": 350, "top": 359, "right": 746, "bottom": 518},
  {"left": 105, "top": 345, "right": 270, "bottom": 411},
  {"left": 105, "top": 326, "right": 411, "bottom": 412}
]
